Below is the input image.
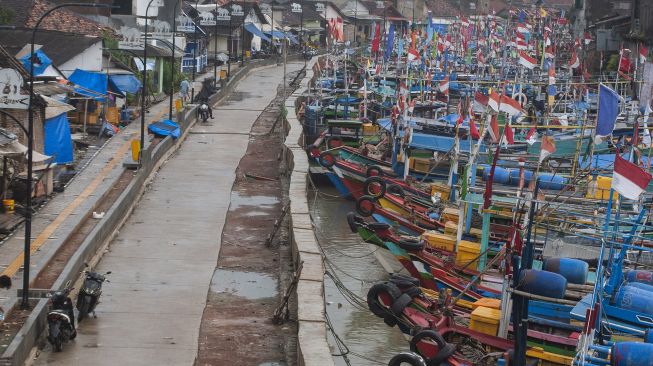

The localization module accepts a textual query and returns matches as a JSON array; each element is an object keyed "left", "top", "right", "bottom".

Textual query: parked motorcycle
[
  {"left": 47, "top": 284, "right": 76, "bottom": 352},
  {"left": 198, "top": 103, "right": 210, "bottom": 123},
  {"left": 76, "top": 268, "right": 110, "bottom": 322},
  {"left": 303, "top": 49, "right": 317, "bottom": 60}
]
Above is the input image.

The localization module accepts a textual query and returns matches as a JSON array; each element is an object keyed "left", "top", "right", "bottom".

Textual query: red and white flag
[
  {"left": 500, "top": 95, "right": 525, "bottom": 116},
  {"left": 548, "top": 67, "right": 556, "bottom": 85},
  {"left": 504, "top": 123, "right": 515, "bottom": 145},
  {"left": 641, "top": 44, "right": 648, "bottom": 64},
  {"left": 612, "top": 153, "right": 652, "bottom": 200},
  {"left": 438, "top": 76, "right": 449, "bottom": 94},
  {"left": 519, "top": 51, "right": 537, "bottom": 69},
  {"left": 516, "top": 40, "right": 528, "bottom": 50},
  {"left": 539, "top": 135, "right": 556, "bottom": 162},
  {"left": 516, "top": 23, "right": 530, "bottom": 34},
  {"left": 569, "top": 51, "right": 580, "bottom": 69},
  {"left": 407, "top": 48, "right": 420, "bottom": 62},
  {"left": 526, "top": 127, "right": 537, "bottom": 145},
  {"left": 584, "top": 32, "right": 592, "bottom": 45},
  {"left": 545, "top": 46, "right": 555, "bottom": 59},
  {"left": 469, "top": 118, "right": 480, "bottom": 139},
  {"left": 488, "top": 90, "right": 501, "bottom": 112}
]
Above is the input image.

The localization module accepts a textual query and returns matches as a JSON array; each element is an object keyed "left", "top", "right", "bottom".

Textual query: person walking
[{"left": 180, "top": 79, "right": 191, "bottom": 105}]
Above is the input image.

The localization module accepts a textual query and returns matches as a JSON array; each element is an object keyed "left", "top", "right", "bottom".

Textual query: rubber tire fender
[
  {"left": 409, "top": 329, "right": 457, "bottom": 366},
  {"left": 366, "top": 164, "right": 384, "bottom": 177},
  {"left": 388, "top": 352, "right": 428, "bottom": 366},
  {"left": 390, "top": 273, "right": 420, "bottom": 287},
  {"left": 397, "top": 238, "right": 425, "bottom": 251},
  {"left": 367, "top": 281, "right": 402, "bottom": 318},
  {"left": 318, "top": 151, "right": 336, "bottom": 168},
  {"left": 387, "top": 184, "right": 406, "bottom": 197},
  {"left": 356, "top": 195, "right": 377, "bottom": 217},
  {"left": 364, "top": 176, "right": 387, "bottom": 198},
  {"left": 391, "top": 293, "right": 414, "bottom": 315},
  {"left": 403, "top": 286, "right": 423, "bottom": 298}
]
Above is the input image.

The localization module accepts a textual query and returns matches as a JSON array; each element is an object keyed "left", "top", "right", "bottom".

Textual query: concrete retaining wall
[
  {"left": 284, "top": 59, "right": 335, "bottom": 366},
  {"left": 0, "top": 57, "right": 286, "bottom": 366}
]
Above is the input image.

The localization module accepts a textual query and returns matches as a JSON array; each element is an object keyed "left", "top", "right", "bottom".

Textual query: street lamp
[
  {"left": 191, "top": 0, "right": 201, "bottom": 103},
  {"left": 171, "top": 0, "right": 181, "bottom": 121},
  {"left": 24, "top": 2, "right": 113, "bottom": 309},
  {"left": 141, "top": 0, "right": 159, "bottom": 165}
]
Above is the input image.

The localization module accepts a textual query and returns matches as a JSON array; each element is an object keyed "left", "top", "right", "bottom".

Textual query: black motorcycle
[
  {"left": 47, "top": 285, "right": 76, "bottom": 352},
  {"left": 198, "top": 103, "right": 210, "bottom": 123},
  {"left": 76, "top": 269, "right": 110, "bottom": 322}
]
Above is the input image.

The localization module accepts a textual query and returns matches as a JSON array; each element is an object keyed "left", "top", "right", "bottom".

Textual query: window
[{"left": 112, "top": 0, "right": 132, "bottom": 15}]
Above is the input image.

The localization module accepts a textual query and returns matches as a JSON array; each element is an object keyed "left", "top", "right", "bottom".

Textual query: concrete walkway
[
  {"left": 0, "top": 71, "right": 216, "bottom": 319},
  {"left": 34, "top": 62, "right": 302, "bottom": 365}
]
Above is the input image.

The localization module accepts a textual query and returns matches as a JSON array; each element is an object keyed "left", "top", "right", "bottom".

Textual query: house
[
  {"left": 282, "top": 1, "right": 327, "bottom": 46},
  {"left": 0, "top": 29, "right": 103, "bottom": 78}
]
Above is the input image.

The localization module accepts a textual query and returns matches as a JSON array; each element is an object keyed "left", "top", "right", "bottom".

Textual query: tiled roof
[
  {"left": 360, "top": 1, "right": 405, "bottom": 19},
  {"left": 425, "top": 0, "right": 462, "bottom": 17}
]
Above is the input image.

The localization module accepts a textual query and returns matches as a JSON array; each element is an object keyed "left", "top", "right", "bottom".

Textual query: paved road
[{"left": 34, "top": 62, "right": 302, "bottom": 365}]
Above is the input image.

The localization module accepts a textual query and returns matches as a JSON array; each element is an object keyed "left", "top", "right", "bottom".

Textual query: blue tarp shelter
[
  {"left": 109, "top": 74, "right": 142, "bottom": 95},
  {"left": 68, "top": 69, "right": 124, "bottom": 100},
  {"left": 148, "top": 119, "right": 180, "bottom": 139},
  {"left": 44, "top": 113, "right": 73, "bottom": 164},
  {"left": 19, "top": 49, "right": 52, "bottom": 76},
  {"left": 286, "top": 33, "right": 299, "bottom": 45},
  {"left": 265, "top": 30, "right": 286, "bottom": 40},
  {"left": 244, "top": 23, "right": 271, "bottom": 43}
]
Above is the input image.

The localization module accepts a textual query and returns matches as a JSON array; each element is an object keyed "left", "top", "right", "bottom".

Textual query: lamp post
[
  {"left": 228, "top": 13, "right": 233, "bottom": 77},
  {"left": 145, "top": 38, "right": 177, "bottom": 119},
  {"left": 24, "top": 2, "right": 112, "bottom": 309},
  {"left": 300, "top": 0, "right": 304, "bottom": 61},
  {"left": 171, "top": 0, "right": 180, "bottom": 120},
  {"left": 141, "top": 0, "right": 158, "bottom": 165},
  {"left": 214, "top": 0, "right": 218, "bottom": 82},
  {"left": 191, "top": 0, "right": 201, "bottom": 103}
]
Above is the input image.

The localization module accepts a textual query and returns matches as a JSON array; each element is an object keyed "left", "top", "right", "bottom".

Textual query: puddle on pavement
[
  {"left": 211, "top": 269, "right": 278, "bottom": 299},
  {"left": 230, "top": 192, "right": 279, "bottom": 211}
]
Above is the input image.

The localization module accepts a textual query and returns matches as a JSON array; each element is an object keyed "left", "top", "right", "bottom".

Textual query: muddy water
[{"left": 309, "top": 184, "right": 406, "bottom": 366}]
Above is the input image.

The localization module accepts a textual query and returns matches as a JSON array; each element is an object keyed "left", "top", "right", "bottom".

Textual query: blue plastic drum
[
  {"left": 611, "top": 342, "right": 653, "bottom": 366},
  {"left": 614, "top": 285, "right": 653, "bottom": 315},
  {"left": 537, "top": 174, "right": 568, "bottom": 190},
  {"left": 543, "top": 258, "right": 589, "bottom": 285},
  {"left": 517, "top": 269, "right": 567, "bottom": 299},
  {"left": 625, "top": 270, "right": 653, "bottom": 286}
]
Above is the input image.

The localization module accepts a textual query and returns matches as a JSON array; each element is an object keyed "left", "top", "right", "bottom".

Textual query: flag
[
  {"left": 584, "top": 32, "right": 592, "bottom": 45},
  {"left": 539, "top": 135, "right": 556, "bottom": 162},
  {"left": 519, "top": 51, "right": 537, "bottom": 69},
  {"left": 500, "top": 95, "right": 525, "bottom": 116},
  {"left": 569, "top": 51, "right": 580, "bottom": 69},
  {"left": 548, "top": 67, "right": 556, "bottom": 85},
  {"left": 407, "top": 48, "right": 420, "bottom": 62},
  {"left": 517, "top": 23, "right": 530, "bottom": 34},
  {"left": 612, "top": 153, "right": 652, "bottom": 200},
  {"left": 384, "top": 23, "right": 395, "bottom": 61},
  {"left": 545, "top": 46, "right": 555, "bottom": 59},
  {"left": 619, "top": 50, "right": 632, "bottom": 73},
  {"left": 488, "top": 90, "right": 501, "bottom": 112},
  {"left": 487, "top": 114, "right": 499, "bottom": 143},
  {"left": 516, "top": 40, "right": 528, "bottom": 50},
  {"left": 371, "top": 23, "right": 381, "bottom": 53},
  {"left": 526, "top": 127, "right": 537, "bottom": 145},
  {"left": 644, "top": 123, "right": 651, "bottom": 147},
  {"left": 438, "top": 76, "right": 449, "bottom": 94},
  {"left": 539, "top": 7, "right": 547, "bottom": 17},
  {"left": 469, "top": 117, "right": 480, "bottom": 139},
  {"left": 595, "top": 84, "right": 621, "bottom": 142},
  {"left": 504, "top": 123, "right": 515, "bottom": 145},
  {"left": 641, "top": 44, "right": 648, "bottom": 64}
]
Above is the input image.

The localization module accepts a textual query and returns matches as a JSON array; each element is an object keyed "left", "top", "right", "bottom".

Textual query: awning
[
  {"left": 244, "top": 23, "right": 271, "bottom": 43},
  {"left": 109, "top": 74, "right": 142, "bottom": 95},
  {"left": 68, "top": 69, "right": 125, "bottom": 100},
  {"left": 286, "top": 33, "right": 299, "bottom": 45},
  {"left": 265, "top": 30, "right": 287, "bottom": 40},
  {"left": 41, "top": 95, "right": 75, "bottom": 120}
]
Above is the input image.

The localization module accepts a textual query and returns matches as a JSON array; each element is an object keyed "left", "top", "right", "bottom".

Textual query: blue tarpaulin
[
  {"left": 109, "top": 74, "right": 142, "bottom": 94},
  {"left": 265, "top": 30, "right": 286, "bottom": 40},
  {"left": 44, "top": 112, "right": 73, "bottom": 164},
  {"left": 68, "top": 69, "right": 124, "bottom": 100},
  {"left": 19, "top": 49, "right": 52, "bottom": 76},
  {"left": 244, "top": 23, "right": 271, "bottom": 43},
  {"left": 286, "top": 33, "right": 299, "bottom": 45},
  {"left": 410, "top": 132, "right": 487, "bottom": 153},
  {"left": 148, "top": 119, "right": 180, "bottom": 139}
]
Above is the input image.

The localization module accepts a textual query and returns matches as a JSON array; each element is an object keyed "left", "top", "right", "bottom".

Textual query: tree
[{"left": 0, "top": 6, "right": 14, "bottom": 25}]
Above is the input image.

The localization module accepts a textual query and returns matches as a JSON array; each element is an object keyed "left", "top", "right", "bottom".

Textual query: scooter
[
  {"left": 76, "top": 267, "right": 110, "bottom": 322},
  {"left": 47, "top": 283, "right": 76, "bottom": 352},
  {"left": 198, "top": 103, "right": 210, "bottom": 123}
]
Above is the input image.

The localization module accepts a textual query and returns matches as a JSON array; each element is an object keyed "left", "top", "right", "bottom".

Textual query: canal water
[{"left": 309, "top": 183, "right": 406, "bottom": 366}]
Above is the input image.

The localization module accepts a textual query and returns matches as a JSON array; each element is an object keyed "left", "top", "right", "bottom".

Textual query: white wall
[
  {"left": 134, "top": 0, "right": 162, "bottom": 26},
  {"left": 59, "top": 41, "right": 103, "bottom": 77},
  {"left": 207, "top": 35, "right": 229, "bottom": 54}
]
